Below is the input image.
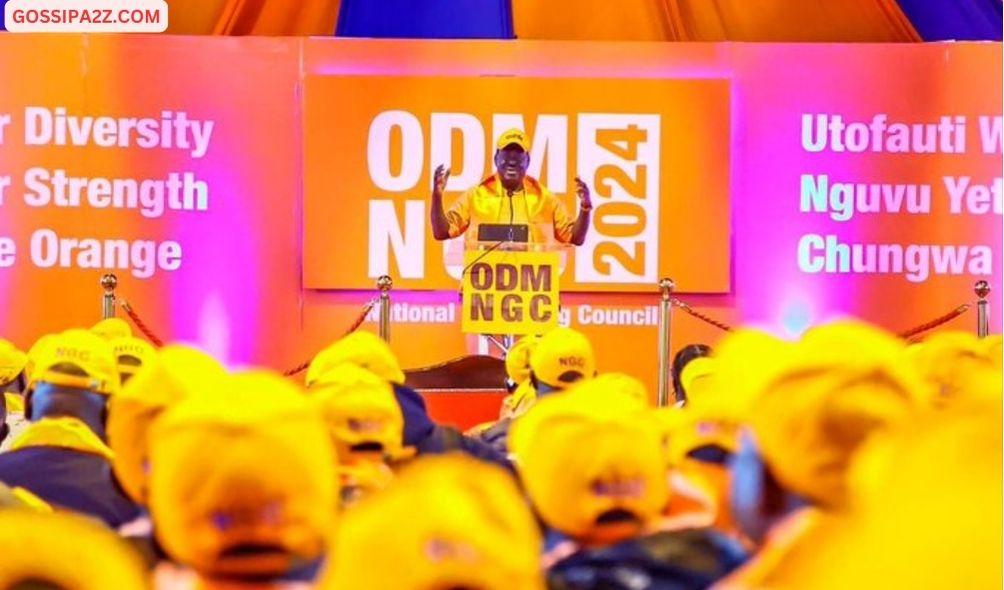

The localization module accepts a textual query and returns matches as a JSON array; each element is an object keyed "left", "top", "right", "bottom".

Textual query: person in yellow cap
[
  {"left": 105, "top": 345, "right": 227, "bottom": 554},
  {"left": 148, "top": 371, "right": 337, "bottom": 587},
  {"left": 0, "top": 328, "right": 140, "bottom": 528},
  {"left": 430, "top": 128, "right": 593, "bottom": 247},
  {"left": 466, "top": 334, "right": 542, "bottom": 436},
  {"left": 479, "top": 327, "right": 597, "bottom": 453},
  {"left": 761, "top": 398, "right": 1002, "bottom": 590},
  {"left": 714, "top": 321, "right": 925, "bottom": 590},
  {"left": 529, "top": 327, "right": 598, "bottom": 396},
  {"left": 307, "top": 363, "right": 408, "bottom": 506},
  {"left": 108, "top": 345, "right": 226, "bottom": 508},
  {"left": 308, "top": 330, "right": 510, "bottom": 467},
  {"left": 671, "top": 343, "right": 713, "bottom": 406},
  {"left": 651, "top": 406, "right": 732, "bottom": 537},
  {"left": 666, "top": 329, "right": 798, "bottom": 472},
  {"left": 90, "top": 316, "right": 133, "bottom": 341},
  {"left": 0, "top": 509, "right": 152, "bottom": 589},
  {"left": 680, "top": 358, "right": 717, "bottom": 401},
  {"left": 510, "top": 382, "right": 746, "bottom": 588},
  {"left": 656, "top": 352, "right": 746, "bottom": 538},
  {"left": 500, "top": 334, "right": 541, "bottom": 419},
  {"left": 318, "top": 454, "right": 545, "bottom": 590}
]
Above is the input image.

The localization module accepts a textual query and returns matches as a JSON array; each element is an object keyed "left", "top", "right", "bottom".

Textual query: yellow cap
[
  {"left": 679, "top": 357, "right": 716, "bottom": 403},
  {"left": 308, "top": 363, "right": 405, "bottom": 463},
  {"left": 689, "top": 329, "right": 795, "bottom": 423},
  {"left": 90, "top": 317, "right": 133, "bottom": 341},
  {"left": 747, "top": 322, "right": 924, "bottom": 509},
  {"left": 799, "top": 321, "right": 907, "bottom": 364},
  {"left": 505, "top": 335, "right": 540, "bottom": 384},
  {"left": 652, "top": 332, "right": 791, "bottom": 466},
  {"left": 29, "top": 329, "right": 120, "bottom": 396},
  {"left": 307, "top": 330, "right": 406, "bottom": 386},
  {"left": 529, "top": 327, "right": 596, "bottom": 390},
  {"left": 0, "top": 510, "right": 151, "bottom": 589},
  {"left": 110, "top": 336, "right": 156, "bottom": 381},
  {"left": 509, "top": 383, "right": 666, "bottom": 544},
  {"left": 578, "top": 372, "right": 650, "bottom": 405},
  {"left": 148, "top": 371, "right": 337, "bottom": 578},
  {"left": 653, "top": 406, "right": 738, "bottom": 467},
  {"left": 318, "top": 454, "right": 544, "bottom": 590},
  {"left": 108, "top": 345, "right": 227, "bottom": 504},
  {"left": 509, "top": 380, "right": 648, "bottom": 460},
  {"left": 23, "top": 334, "right": 55, "bottom": 382},
  {"left": 496, "top": 128, "right": 530, "bottom": 152},
  {"left": 770, "top": 400, "right": 1002, "bottom": 590},
  {"left": 905, "top": 331, "right": 1002, "bottom": 406},
  {"left": 0, "top": 339, "right": 27, "bottom": 387}
]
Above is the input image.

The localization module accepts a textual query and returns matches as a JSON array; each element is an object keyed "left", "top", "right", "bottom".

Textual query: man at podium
[{"left": 429, "top": 128, "right": 592, "bottom": 247}]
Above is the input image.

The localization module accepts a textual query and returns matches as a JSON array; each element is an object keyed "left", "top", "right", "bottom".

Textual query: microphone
[
  {"left": 507, "top": 189, "right": 515, "bottom": 243},
  {"left": 457, "top": 189, "right": 517, "bottom": 299}
]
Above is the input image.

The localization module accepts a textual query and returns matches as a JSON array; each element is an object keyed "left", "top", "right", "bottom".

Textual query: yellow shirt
[
  {"left": 501, "top": 380, "right": 538, "bottom": 420},
  {"left": 9, "top": 417, "right": 115, "bottom": 461},
  {"left": 446, "top": 174, "right": 576, "bottom": 246}
]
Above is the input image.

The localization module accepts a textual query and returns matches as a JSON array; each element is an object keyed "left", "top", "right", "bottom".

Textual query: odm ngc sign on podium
[{"left": 461, "top": 249, "right": 560, "bottom": 335}]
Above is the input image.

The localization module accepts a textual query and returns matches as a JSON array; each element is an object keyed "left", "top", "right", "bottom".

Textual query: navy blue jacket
[
  {"left": 0, "top": 446, "right": 140, "bottom": 528},
  {"left": 393, "top": 383, "right": 511, "bottom": 468},
  {"left": 547, "top": 529, "right": 748, "bottom": 590}
]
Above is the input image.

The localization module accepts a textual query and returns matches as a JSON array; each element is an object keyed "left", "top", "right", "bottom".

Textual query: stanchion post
[
  {"left": 377, "top": 275, "right": 393, "bottom": 342},
  {"left": 975, "top": 280, "right": 990, "bottom": 338},
  {"left": 100, "top": 273, "right": 118, "bottom": 319},
  {"left": 656, "top": 278, "right": 675, "bottom": 407}
]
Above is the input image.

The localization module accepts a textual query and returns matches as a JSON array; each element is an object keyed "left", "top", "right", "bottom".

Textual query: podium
[{"left": 396, "top": 235, "right": 572, "bottom": 429}]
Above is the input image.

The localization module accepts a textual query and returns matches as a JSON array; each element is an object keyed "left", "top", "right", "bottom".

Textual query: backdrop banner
[{"left": 0, "top": 35, "right": 999, "bottom": 403}]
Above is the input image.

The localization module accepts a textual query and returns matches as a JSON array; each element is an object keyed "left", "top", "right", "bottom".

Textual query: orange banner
[
  {"left": 0, "top": 35, "right": 998, "bottom": 411},
  {"left": 303, "top": 75, "right": 731, "bottom": 292}
]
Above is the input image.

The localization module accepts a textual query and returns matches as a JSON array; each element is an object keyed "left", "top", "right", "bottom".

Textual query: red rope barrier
[
  {"left": 670, "top": 298, "right": 733, "bottom": 332},
  {"left": 664, "top": 294, "right": 968, "bottom": 341},
  {"left": 897, "top": 304, "right": 970, "bottom": 340},
  {"left": 120, "top": 295, "right": 379, "bottom": 378},
  {"left": 119, "top": 300, "right": 165, "bottom": 347},
  {"left": 281, "top": 298, "right": 379, "bottom": 377}
]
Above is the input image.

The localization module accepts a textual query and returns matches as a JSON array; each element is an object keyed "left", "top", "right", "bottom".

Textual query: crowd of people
[{"left": 0, "top": 316, "right": 999, "bottom": 589}]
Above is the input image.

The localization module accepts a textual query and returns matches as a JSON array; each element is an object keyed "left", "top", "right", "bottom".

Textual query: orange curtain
[
  {"left": 664, "top": 0, "right": 920, "bottom": 41},
  {"left": 512, "top": 0, "right": 920, "bottom": 42},
  {"left": 512, "top": 0, "right": 676, "bottom": 40},
  {"left": 166, "top": 0, "right": 341, "bottom": 35}
]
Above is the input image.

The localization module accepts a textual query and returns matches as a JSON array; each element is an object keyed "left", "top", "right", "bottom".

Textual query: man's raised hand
[{"left": 433, "top": 164, "right": 451, "bottom": 196}]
